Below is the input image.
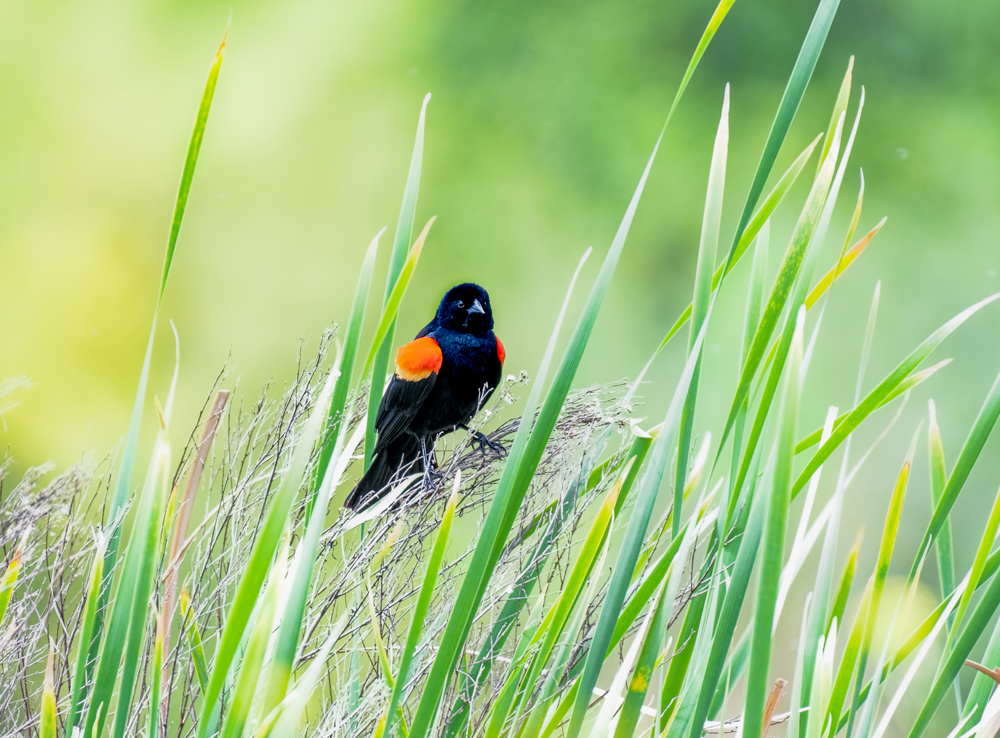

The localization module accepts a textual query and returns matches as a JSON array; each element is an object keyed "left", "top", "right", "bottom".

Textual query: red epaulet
[
  {"left": 496, "top": 335, "right": 506, "bottom": 365},
  {"left": 395, "top": 336, "right": 443, "bottom": 381}
]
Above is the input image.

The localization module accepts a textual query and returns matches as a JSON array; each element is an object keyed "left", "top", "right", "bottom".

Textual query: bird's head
[{"left": 437, "top": 283, "right": 494, "bottom": 333}]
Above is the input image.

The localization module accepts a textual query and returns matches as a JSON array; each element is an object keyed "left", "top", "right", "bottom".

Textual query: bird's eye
[{"left": 456, "top": 300, "right": 466, "bottom": 309}]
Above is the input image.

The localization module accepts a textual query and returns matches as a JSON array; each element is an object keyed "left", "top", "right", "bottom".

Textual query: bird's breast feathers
[{"left": 394, "top": 336, "right": 443, "bottom": 381}]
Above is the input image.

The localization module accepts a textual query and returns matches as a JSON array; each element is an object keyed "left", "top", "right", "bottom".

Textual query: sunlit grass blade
[
  {"left": 84, "top": 408, "right": 172, "bottom": 738},
  {"left": 945, "top": 483, "right": 1000, "bottom": 653},
  {"left": 928, "top": 400, "right": 956, "bottom": 599},
  {"left": 67, "top": 532, "right": 106, "bottom": 735},
  {"left": 843, "top": 433, "right": 915, "bottom": 738},
  {"left": 742, "top": 307, "right": 804, "bottom": 738},
  {"left": 221, "top": 536, "right": 287, "bottom": 738},
  {"left": 792, "top": 292, "right": 1000, "bottom": 498},
  {"left": 383, "top": 475, "right": 459, "bottom": 738},
  {"left": 910, "top": 366, "right": 1000, "bottom": 579},
  {"left": 149, "top": 609, "right": 165, "bottom": 738},
  {"left": 41, "top": 643, "right": 56, "bottom": 738},
  {"left": 195, "top": 365, "right": 338, "bottom": 738},
  {"left": 0, "top": 531, "right": 26, "bottom": 628},
  {"left": 180, "top": 588, "right": 210, "bottom": 693},
  {"left": 362, "top": 217, "right": 435, "bottom": 376},
  {"left": 805, "top": 217, "right": 884, "bottom": 310},
  {"left": 818, "top": 56, "right": 853, "bottom": 170},
  {"left": 316, "top": 228, "right": 383, "bottom": 493},
  {"left": 568, "top": 316, "right": 711, "bottom": 737},
  {"left": 718, "top": 116, "right": 841, "bottom": 470},
  {"left": 673, "top": 84, "right": 728, "bottom": 538},
  {"left": 366, "top": 94, "right": 431, "bottom": 469}
]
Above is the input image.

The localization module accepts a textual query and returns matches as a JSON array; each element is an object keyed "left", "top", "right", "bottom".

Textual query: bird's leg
[
  {"left": 462, "top": 424, "right": 507, "bottom": 458},
  {"left": 420, "top": 437, "right": 444, "bottom": 492}
]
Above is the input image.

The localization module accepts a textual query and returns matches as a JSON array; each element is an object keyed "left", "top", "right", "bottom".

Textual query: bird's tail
[{"left": 345, "top": 435, "right": 423, "bottom": 512}]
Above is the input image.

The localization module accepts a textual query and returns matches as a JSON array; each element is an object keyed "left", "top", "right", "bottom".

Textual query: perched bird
[{"left": 345, "top": 283, "right": 505, "bottom": 511}]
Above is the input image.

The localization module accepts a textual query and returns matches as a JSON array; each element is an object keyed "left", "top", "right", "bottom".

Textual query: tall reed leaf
[
  {"left": 316, "top": 229, "right": 383, "bottom": 492},
  {"left": 674, "top": 84, "right": 728, "bottom": 538},
  {"left": 910, "top": 365, "right": 1000, "bottom": 579},
  {"left": 366, "top": 94, "right": 430, "bottom": 468},
  {"left": 742, "top": 307, "right": 804, "bottom": 738}
]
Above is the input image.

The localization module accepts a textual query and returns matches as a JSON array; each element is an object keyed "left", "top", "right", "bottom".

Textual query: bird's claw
[
  {"left": 422, "top": 465, "right": 445, "bottom": 493},
  {"left": 471, "top": 430, "right": 507, "bottom": 459}
]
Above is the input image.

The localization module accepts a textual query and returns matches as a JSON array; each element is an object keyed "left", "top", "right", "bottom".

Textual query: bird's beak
[{"left": 469, "top": 299, "right": 486, "bottom": 315}]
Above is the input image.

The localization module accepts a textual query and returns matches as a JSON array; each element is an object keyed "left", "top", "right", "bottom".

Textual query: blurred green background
[{"left": 1, "top": 0, "right": 999, "bottom": 582}]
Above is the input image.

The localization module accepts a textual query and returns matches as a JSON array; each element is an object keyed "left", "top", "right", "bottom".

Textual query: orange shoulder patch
[
  {"left": 496, "top": 335, "right": 506, "bottom": 365},
  {"left": 395, "top": 336, "right": 443, "bottom": 381}
]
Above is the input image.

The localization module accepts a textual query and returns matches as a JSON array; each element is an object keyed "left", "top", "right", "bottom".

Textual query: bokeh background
[{"left": 0, "top": 0, "right": 999, "bottom": 724}]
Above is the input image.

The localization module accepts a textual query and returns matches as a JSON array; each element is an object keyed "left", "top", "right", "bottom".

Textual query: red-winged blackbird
[{"left": 345, "top": 283, "right": 505, "bottom": 511}]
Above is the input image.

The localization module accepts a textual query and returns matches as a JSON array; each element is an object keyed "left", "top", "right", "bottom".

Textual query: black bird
[{"left": 345, "top": 283, "right": 505, "bottom": 511}]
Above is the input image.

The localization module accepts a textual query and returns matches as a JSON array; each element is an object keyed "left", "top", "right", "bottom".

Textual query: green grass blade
[
  {"left": 41, "top": 645, "right": 56, "bottom": 738},
  {"left": 365, "top": 94, "right": 430, "bottom": 469},
  {"left": 362, "top": 217, "right": 436, "bottom": 376},
  {"left": 567, "top": 317, "right": 711, "bottom": 738},
  {"left": 673, "top": 84, "right": 729, "bottom": 538},
  {"left": 687, "top": 456, "right": 768, "bottom": 736},
  {"left": 92, "top": 26, "right": 227, "bottom": 702},
  {"left": 180, "top": 589, "right": 210, "bottom": 693},
  {"left": 84, "top": 421, "right": 172, "bottom": 738},
  {"left": 910, "top": 366, "right": 1000, "bottom": 580},
  {"left": 315, "top": 228, "right": 383, "bottom": 495},
  {"left": 792, "top": 292, "right": 1000, "bottom": 498},
  {"left": 742, "top": 307, "right": 804, "bottom": 738},
  {"left": 962, "top": 606, "right": 1000, "bottom": 725},
  {"left": 927, "top": 400, "right": 956, "bottom": 598},
  {"left": 111, "top": 426, "right": 171, "bottom": 738},
  {"left": 221, "top": 537, "right": 288, "bottom": 738},
  {"left": 195, "top": 367, "right": 338, "bottom": 738},
  {"left": 384, "top": 476, "right": 459, "bottom": 738},
  {"left": 0, "top": 533, "right": 25, "bottom": 630},
  {"left": 828, "top": 543, "right": 859, "bottom": 637},
  {"left": 817, "top": 56, "right": 853, "bottom": 172},
  {"left": 945, "top": 483, "right": 1000, "bottom": 653},
  {"left": 844, "top": 436, "right": 915, "bottom": 738},
  {"left": 719, "top": 117, "right": 841, "bottom": 471},
  {"left": 158, "top": 30, "right": 226, "bottom": 304},
  {"left": 149, "top": 610, "right": 165, "bottom": 738},
  {"left": 67, "top": 532, "right": 106, "bottom": 735}
]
